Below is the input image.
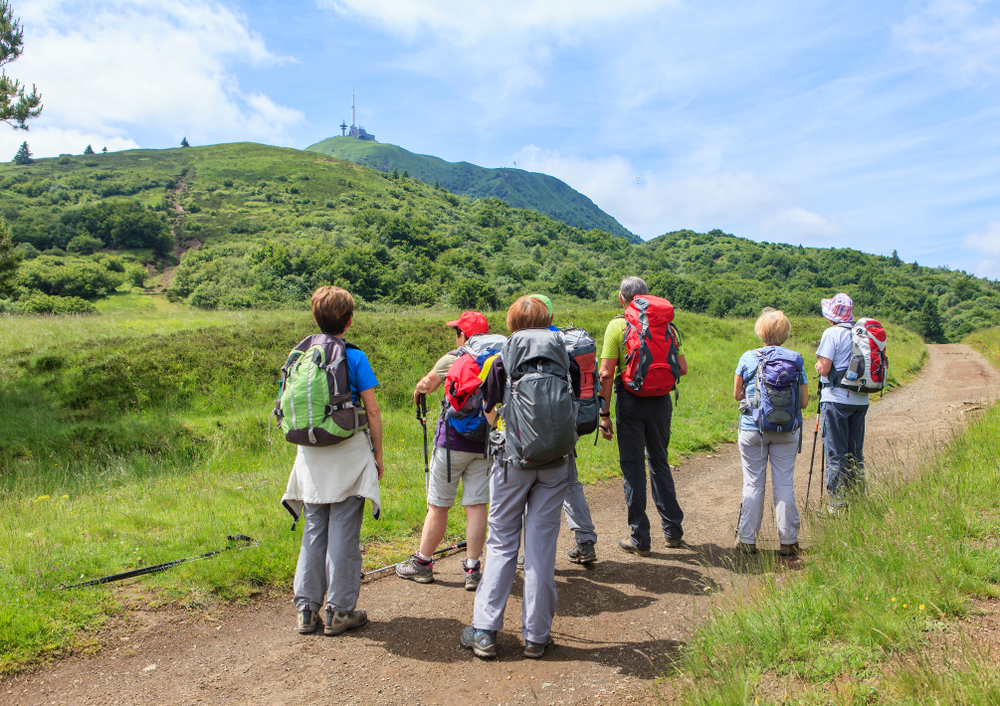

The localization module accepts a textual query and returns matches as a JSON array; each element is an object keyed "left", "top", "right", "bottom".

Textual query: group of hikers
[{"left": 276, "top": 278, "right": 887, "bottom": 659}]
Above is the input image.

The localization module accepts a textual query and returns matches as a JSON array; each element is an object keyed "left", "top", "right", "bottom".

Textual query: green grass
[
  {"left": 0, "top": 304, "right": 926, "bottom": 674},
  {"left": 673, "top": 359, "right": 1000, "bottom": 705}
]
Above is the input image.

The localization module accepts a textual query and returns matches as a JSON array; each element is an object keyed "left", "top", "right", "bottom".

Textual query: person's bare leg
[
  {"left": 464, "top": 503, "right": 488, "bottom": 561},
  {"left": 418, "top": 505, "right": 450, "bottom": 558}
]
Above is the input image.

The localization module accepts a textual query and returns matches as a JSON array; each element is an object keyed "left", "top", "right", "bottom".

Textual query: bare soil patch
[{"left": 5, "top": 345, "right": 999, "bottom": 706}]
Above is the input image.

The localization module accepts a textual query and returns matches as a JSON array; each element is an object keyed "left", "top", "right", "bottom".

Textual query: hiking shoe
[
  {"left": 665, "top": 537, "right": 686, "bottom": 549},
  {"left": 463, "top": 559, "right": 482, "bottom": 591},
  {"left": 618, "top": 538, "right": 650, "bottom": 557},
  {"left": 324, "top": 609, "right": 367, "bottom": 636},
  {"left": 524, "top": 637, "right": 554, "bottom": 659},
  {"left": 780, "top": 542, "right": 801, "bottom": 557},
  {"left": 516, "top": 554, "right": 524, "bottom": 569},
  {"left": 738, "top": 542, "right": 758, "bottom": 555},
  {"left": 460, "top": 626, "right": 497, "bottom": 659},
  {"left": 396, "top": 554, "right": 434, "bottom": 583},
  {"left": 568, "top": 540, "right": 597, "bottom": 564},
  {"left": 297, "top": 609, "right": 320, "bottom": 635}
]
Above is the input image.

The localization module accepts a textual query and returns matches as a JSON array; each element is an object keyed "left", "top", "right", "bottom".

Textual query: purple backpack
[{"left": 749, "top": 347, "right": 803, "bottom": 433}]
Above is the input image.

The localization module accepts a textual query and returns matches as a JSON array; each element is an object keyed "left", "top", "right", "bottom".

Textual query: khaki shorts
[{"left": 427, "top": 445, "right": 491, "bottom": 507}]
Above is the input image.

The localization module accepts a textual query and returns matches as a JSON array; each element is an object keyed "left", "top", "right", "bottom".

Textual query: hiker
[
  {"left": 733, "top": 309, "right": 809, "bottom": 555},
  {"left": 815, "top": 293, "right": 869, "bottom": 511},
  {"left": 599, "top": 276, "right": 687, "bottom": 556},
  {"left": 461, "top": 296, "right": 580, "bottom": 660},
  {"left": 530, "top": 294, "right": 598, "bottom": 565},
  {"left": 396, "top": 311, "right": 494, "bottom": 590},
  {"left": 280, "top": 286, "right": 384, "bottom": 637}
]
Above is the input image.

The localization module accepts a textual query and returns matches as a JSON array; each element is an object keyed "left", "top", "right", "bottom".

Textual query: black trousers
[{"left": 615, "top": 387, "right": 684, "bottom": 550}]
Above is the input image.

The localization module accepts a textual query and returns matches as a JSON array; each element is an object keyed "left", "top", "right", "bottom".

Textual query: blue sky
[{"left": 5, "top": 0, "right": 1000, "bottom": 277}]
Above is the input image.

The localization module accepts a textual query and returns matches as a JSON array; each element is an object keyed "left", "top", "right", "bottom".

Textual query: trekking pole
[
  {"left": 361, "top": 540, "right": 468, "bottom": 580},
  {"left": 416, "top": 393, "right": 429, "bottom": 494},
  {"left": 805, "top": 380, "right": 821, "bottom": 507},
  {"left": 62, "top": 535, "right": 256, "bottom": 589},
  {"left": 734, "top": 501, "right": 743, "bottom": 541}
]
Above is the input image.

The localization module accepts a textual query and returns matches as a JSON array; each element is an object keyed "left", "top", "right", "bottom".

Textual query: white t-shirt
[{"left": 816, "top": 324, "right": 870, "bottom": 406}]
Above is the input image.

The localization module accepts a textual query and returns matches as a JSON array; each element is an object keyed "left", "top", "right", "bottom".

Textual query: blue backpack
[{"left": 748, "top": 347, "right": 804, "bottom": 433}]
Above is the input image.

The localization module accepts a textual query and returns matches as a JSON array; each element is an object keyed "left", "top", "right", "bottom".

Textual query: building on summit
[{"left": 340, "top": 91, "right": 375, "bottom": 141}]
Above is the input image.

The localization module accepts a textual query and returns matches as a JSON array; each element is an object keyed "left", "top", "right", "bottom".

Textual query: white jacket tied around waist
[{"left": 281, "top": 431, "right": 382, "bottom": 523}]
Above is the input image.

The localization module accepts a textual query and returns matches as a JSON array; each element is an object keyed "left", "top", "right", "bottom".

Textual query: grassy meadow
[
  {"left": 0, "top": 299, "right": 925, "bottom": 673},
  {"left": 667, "top": 336, "right": 1000, "bottom": 704}
]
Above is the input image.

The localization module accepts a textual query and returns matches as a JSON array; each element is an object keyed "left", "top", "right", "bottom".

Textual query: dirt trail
[{"left": 5, "top": 345, "right": 999, "bottom": 706}]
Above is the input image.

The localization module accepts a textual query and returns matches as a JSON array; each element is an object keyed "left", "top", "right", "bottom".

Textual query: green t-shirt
[{"left": 600, "top": 317, "right": 628, "bottom": 376}]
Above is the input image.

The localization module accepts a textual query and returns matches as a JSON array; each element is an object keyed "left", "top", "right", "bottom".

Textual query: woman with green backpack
[{"left": 279, "top": 286, "right": 385, "bottom": 637}]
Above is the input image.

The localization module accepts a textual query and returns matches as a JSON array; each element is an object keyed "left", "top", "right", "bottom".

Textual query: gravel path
[{"left": 5, "top": 344, "right": 999, "bottom": 706}]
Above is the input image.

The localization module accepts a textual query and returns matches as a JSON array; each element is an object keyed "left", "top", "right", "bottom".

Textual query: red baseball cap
[{"left": 446, "top": 311, "right": 489, "bottom": 337}]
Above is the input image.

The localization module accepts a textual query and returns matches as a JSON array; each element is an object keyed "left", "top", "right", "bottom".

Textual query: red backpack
[
  {"left": 621, "top": 295, "right": 681, "bottom": 398},
  {"left": 442, "top": 333, "right": 507, "bottom": 441}
]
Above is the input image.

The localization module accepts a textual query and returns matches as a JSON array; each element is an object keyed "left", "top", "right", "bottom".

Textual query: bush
[
  {"left": 16, "top": 293, "right": 99, "bottom": 315},
  {"left": 451, "top": 278, "right": 499, "bottom": 310},
  {"left": 66, "top": 234, "right": 104, "bottom": 256}
]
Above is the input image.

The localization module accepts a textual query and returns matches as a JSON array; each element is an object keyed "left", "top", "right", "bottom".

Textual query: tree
[
  {"left": 0, "top": 216, "right": 22, "bottom": 295},
  {"left": 12, "top": 139, "right": 30, "bottom": 164},
  {"left": 101, "top": 146, "right": 107, "bottom": 153},
  {"left": 181, "top": 137, "right": 190, "bottom": 148},
  {"left": 0, "top": 1, "right": 41, "bottom": 130},
  {"left": 915, "top": 297, "right": 946, "bottom": 343},
  {"left": 83, "top": 144, "right": 94, "bottom": 155}
]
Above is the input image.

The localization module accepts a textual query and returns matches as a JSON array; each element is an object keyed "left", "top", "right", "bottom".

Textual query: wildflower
[
  {"left": 61, "top": 495, "right": 69, "bottom": 499},
  {"left": 891, "top": 597, "right": 896, "bottom": 602},
  {"left": 34, "top": 495, "right": 50, "bottom": 502},
  {"left": 902, "top": 604, "right": 907, "bottom": 608},
  {"left": 919, "top": 605, "right": 925, "bottom": 611}
]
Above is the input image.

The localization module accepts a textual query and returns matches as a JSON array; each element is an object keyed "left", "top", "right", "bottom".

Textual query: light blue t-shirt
[
  {"left": 816, "top": 324, "right": 869, "bottom": 406},
  {"left": 345, "top": 346, "right": 378, "bottom": 403},
  {"left": 735, "top": 348, "right": 808, "bottom": 431}
]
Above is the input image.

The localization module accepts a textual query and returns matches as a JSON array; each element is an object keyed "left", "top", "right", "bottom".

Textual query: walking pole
[
  {"left": 416, "top": 393, "right": 429, "bottom": 494},
  {"left": 805, "top": 380, "right": 821, "bottom": 507}
]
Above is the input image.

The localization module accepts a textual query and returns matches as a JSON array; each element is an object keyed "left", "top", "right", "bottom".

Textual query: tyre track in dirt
[{"left": 5, "top": 345, "right": 999, "bottom": 706}]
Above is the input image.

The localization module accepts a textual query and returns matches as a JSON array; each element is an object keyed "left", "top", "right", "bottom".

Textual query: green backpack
[{"left": 274, "top": 334, "right": 367, "bottom": 446}]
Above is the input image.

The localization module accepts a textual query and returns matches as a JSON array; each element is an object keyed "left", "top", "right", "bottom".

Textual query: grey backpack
[{"left": 500, "top": 329, "right": 578, "bottom": 469}]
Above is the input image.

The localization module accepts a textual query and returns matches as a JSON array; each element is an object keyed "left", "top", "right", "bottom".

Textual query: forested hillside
[
  {"left": 305, "top": 137, "right": 639, "bottom": 243},
  {"left": 1, "top": 141, "right": 997, "bottom": 341}
]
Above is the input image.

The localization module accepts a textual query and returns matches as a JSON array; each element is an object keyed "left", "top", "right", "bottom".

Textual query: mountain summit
[{"left": 305, "top": 137, "right": 639, "bottom": 243}]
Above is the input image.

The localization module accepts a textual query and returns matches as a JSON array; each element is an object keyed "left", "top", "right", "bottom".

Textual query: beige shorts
[{"left": 427, "top": 445, "right": 491, "bottom": 507}]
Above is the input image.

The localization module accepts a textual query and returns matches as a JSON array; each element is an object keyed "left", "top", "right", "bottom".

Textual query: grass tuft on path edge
[{"left": 673, "top": 400, "right": 1000, "bottom": 704}]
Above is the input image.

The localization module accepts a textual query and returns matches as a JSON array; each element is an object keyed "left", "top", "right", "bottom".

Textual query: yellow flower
[
  {"left": 919, "top": 605, "right": 925, "bottom": 611},
  {"left": 34, "top": 495, "right": 50, "bottom": 502},
  {"left": 902, "top": 604, "right": 907, "bottom": 608},
  {"left": 61, "top": 495, "right": 69, "bottom": 499},
  {"left": 891, "top": 597, "right": 896, "bottom": 602}
]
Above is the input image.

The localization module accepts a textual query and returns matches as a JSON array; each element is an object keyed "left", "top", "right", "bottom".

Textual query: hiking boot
[
  {"left": 780, "top": 542, "right": 801, "bottom": 557},
  {"left": 396, "top": 554, "right": 434, "bottom": 583},
  {"left": 460, "top": 626, "right": 497, "bottom": 659},
  {"left": 618, "top": 538, "right": 650, "bottom": 557},
  {"left": 463, "top": 559, "right": 482, "bottom": 591},
  {"left": 665, "top": 537, "right": 686, "bottom": 549},
  {"left": 297, "top": 609, "right": 320, "bottom": 635},
  {"left": 524, "top": 637, "right": 554, "bottom": 659},
  {"left": 324, "top": 608, "right": 367, "bottom": 636},
  {"left": 567, "top": 540, "right": 597, "bottom": 564},
  {"left": 738, "top": 542, "right": 758, "bottom": 555}
]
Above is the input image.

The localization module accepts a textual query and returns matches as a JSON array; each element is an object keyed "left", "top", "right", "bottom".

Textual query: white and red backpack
[{"left": 836, "top": 318, "right": 888, "bottom": 394}]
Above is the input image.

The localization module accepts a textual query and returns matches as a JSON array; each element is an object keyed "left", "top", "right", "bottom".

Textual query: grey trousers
[
  {"left": 472, "top": 456, "right": 570, "bottom": 644},
  {"left": 293, "top": 497, "right": 364, "bottom": 613},
  {"left": 563, "top": 454, "right": 597, "bottom": 544}
]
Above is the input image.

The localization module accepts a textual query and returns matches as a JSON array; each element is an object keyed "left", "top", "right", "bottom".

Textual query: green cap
[{"left": 529, "top": 293, "right": 553, "bottom": 317}]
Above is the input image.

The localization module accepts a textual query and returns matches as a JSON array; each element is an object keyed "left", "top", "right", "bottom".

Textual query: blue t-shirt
[
  {"left": 346, "top": 346, "right": 378, "bottom": 403},
  {"left": 735, "top": 348, "right": 807, "bottom": 431}
]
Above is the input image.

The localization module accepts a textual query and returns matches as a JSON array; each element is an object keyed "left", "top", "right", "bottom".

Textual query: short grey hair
[{"left": 619, "top": 276, "right": 648, "bottom": 305}]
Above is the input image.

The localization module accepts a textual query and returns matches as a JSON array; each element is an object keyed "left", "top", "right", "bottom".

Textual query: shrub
[
  {"left": 66, "top": 234, "right": 104, "bottom": 256},
  {"left": 16, "top": 292, "right": 99, "bottom": 315},
  {"left": 451, "top": 278, "right": 499, "bottom": 310}
]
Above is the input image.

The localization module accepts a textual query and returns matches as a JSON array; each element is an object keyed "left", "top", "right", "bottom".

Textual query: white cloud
[
  {"left": 317, "top": 0, "right": 676, "bottom": 108},
  {"left": 964, "top": 221, "right": 1000, "bottom": 256},
  {"left": 1, "top": 0, "right": 303, "bottom": 158},
  {"left": 513, "top": 145, "right": 809, "bottom": 240},
  {"left": 894, "top": 0, "right": 1000, "bottom": 80},
  {"left": 761, "top": 207, "right": 851, "bottom": 243}
]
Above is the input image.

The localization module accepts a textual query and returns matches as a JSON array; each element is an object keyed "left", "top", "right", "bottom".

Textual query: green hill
[
  {"left": 304, "top": 137, "right": 640, "bottom": 244},
  {"left": 1, "top": 141, "right": 998, "bottom": 341}
]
